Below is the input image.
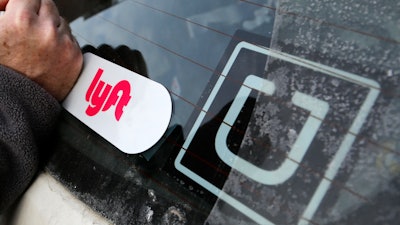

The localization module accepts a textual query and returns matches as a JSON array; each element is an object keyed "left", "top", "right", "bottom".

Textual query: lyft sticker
[
  {"left": 63, "top": 53, "right": 172, "bottom": 154},
  {"left": 85, "top": 68, "right": 131, "bottom": 121}
]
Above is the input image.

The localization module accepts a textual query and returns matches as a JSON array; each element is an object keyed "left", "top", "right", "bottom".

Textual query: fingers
[
  {"left": 6, "top": 0, "right": 41, "bottom": 15},
  {"left": 38, "top": 0, "right": 60, "bottom": 27},
  {"left": 2, "top": 0, "right": 61, "bottom": 28},
  {"left": 4, "top": 0, "right": 60, "bottom": 27}
]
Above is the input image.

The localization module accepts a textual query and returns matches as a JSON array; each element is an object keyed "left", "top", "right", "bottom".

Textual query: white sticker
[{"left": 63, "top": 53, "right": 172, "bottom": 154}]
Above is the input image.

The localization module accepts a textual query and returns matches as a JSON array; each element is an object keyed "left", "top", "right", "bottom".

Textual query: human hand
[{"left": 0, "top": 0, "right": 83, "bottom": 101}]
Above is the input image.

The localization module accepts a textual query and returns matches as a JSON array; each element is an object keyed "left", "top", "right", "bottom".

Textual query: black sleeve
[{"left": 0, "top": 65, "right": 61, "bottom": 212}]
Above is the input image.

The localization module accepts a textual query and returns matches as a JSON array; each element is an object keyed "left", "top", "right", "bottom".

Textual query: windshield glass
[{"left": 48, "top": 0, "right": 400, "bottom": 224}]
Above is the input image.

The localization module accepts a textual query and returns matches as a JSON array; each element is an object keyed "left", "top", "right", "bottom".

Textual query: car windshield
[{"left": 48, "top": 0, "right": 400, "bottom": 224}]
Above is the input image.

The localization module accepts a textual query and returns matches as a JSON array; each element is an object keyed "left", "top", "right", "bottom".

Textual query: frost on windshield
[{"left": 206, "top": 0, "right": 399, "bottom": 224}]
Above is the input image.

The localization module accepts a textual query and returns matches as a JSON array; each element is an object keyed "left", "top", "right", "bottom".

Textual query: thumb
[{"left": 0, "top": 0, "right": 8, "bottom": 11}]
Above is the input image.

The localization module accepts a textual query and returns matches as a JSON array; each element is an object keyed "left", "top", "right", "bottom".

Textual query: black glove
[{"left": 82, "top": 44, "right": 148, "bottom": 77}]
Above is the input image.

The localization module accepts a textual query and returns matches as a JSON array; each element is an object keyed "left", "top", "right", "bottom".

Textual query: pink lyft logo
[{"left": 85, "top": 68, "right": 131, "bottom": 121}]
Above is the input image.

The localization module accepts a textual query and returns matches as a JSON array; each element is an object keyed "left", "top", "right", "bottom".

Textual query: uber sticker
[
  {"left": 63, "top": 53, "right": 172, "bottom": 154},
  {"left": 174, "top": 31, "right": 380, "bottom": 224}
]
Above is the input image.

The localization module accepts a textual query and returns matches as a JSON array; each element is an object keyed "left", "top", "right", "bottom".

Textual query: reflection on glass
[{"left": 45, "top": 0, "right": 400, "bottom": 224}]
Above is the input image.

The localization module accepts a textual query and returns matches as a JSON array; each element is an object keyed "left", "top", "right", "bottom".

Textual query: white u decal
[{"left": 215, "top": 75, "right": 329, "bottom": 185}]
